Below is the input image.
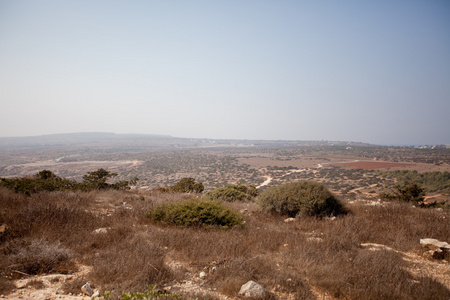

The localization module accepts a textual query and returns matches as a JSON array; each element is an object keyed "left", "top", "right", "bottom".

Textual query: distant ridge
[
  {"left": 0, "top": 132, "right": 376, "bottom": 150},
  {"left": 0, "top": 132, "right": 173, "bottom": 147}
]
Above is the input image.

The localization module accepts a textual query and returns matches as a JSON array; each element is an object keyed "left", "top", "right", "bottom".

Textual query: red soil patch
[{"left": 333, "top": 161, "right": 411, "bottom": 170}]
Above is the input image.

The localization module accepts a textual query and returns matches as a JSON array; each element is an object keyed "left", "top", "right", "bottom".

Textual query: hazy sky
[{"left": 1, "top": 1, "right": 449, "bottom": 145}]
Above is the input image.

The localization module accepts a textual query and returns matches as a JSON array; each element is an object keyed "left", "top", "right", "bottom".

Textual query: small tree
[
  {"left": 81, "top": 168, "right": 138, "bottom": 191},
  {"left": 82, "top": 168, "right": 118, "bottom": 190}
]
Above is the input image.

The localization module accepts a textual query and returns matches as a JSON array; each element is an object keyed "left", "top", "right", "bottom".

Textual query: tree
[{"left": 82, "top": 168, "right": 118, "bottom": 190}]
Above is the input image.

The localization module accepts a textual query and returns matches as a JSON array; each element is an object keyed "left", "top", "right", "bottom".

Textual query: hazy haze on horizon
[{"left": 1, "top": 1, "right": 449, "bottom": 145}]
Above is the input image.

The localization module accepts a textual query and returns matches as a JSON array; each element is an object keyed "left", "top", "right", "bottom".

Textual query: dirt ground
[{"left": 331, "top": 160, "right": 450, "bottom": 172}]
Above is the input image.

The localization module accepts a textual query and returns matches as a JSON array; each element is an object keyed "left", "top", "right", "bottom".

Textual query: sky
[{"left": 0, "top": 1, "right": 449, "bottom": 145}]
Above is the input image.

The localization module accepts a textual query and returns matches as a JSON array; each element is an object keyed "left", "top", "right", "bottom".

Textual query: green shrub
[
  {"left": 380, "top": 180, "right": 425, "bottom": 204},
  {"left": 110, "top": 285, "right": 181, "bottom": 300},
  {"left": 0, "top": 169, "right": 138, "bottom": 194},
  {"left": 146, "top": 199, "right": 244, "bottom": 229},
  {"left": 169, "top": 177, "right": 204, "bottom": 193},
  {"left": 81, "top": 168, "right": 138, "bottom": 191},
  {"left": 203, "top": 183, "right": 257, "bottom": 202},
  {"left": 0, "top": 170, "right": 78, "bottom": 195},
  {"left": 378, "top": 170, "right": 450, "bottom": 193},
  {"left": 257, "top": 181, "right": 347, "bottom": 217}
]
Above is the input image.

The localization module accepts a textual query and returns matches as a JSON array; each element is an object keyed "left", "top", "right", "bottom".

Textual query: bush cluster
[
  {"left": 0, "top": 169, "right": 138, "bottom": 195},
  {"left": 257, "top": 181, "right": 347, "bottom": 217},
  {"left": 380, "top": 180, "right": 426, "bottom": 204},
  {"left": 203, "top": 183, "right": 257, "bottom": 202},
  {"left": 378, "top": 170, "right": 450, "bottom": 193},
  {"left": 146, "top": 199, "right": 244, "bottom": 229},
  {"left": 169, "top": 177, "right": 204, "bottom": 193}
]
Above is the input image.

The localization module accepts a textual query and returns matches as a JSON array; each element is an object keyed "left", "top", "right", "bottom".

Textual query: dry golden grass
[{"left": 1, "top": 187, "right": 449, "bottom": 299}]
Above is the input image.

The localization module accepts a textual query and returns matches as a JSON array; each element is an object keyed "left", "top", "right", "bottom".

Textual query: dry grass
[
  {"left": 2, "top": 238, "right": 74, "bottom": 275},
  {"left": 1, "top": 187, "right": 449, "bottom": 299},
  {"left": 25, "top": 279, "right": 45, "bottom": 289}
]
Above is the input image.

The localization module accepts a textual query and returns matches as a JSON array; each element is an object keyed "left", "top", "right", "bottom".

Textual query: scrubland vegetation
[
  {"left": 258, "top": 181, "right": 348, "bottom": 218},
  {"left": 1, "top": 142, "right": 450, "bottom": 299},
  {"left": 203, "top": 183, "right": 258, "bottom": 202},
  {"left": 0, "top": 169, "right": 137, "bottom": 195},
  {"left": 378, "top": 170, "right": 450, "bottom": 193},
  {"left": 1, "top": 171, "right": 449, "bottom": 299}
]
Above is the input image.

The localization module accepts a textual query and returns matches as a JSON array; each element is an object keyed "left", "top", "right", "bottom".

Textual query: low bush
[
  {"left": 169, "top": 178, "right": 204, "bottom": 193},
  {"left": 2, "top": 239, "right": 72, "bottom": 275},
  {"left": 203, "top": 183, "right": 257, "bottom": 202},
  {"left": 257, "top": 181, "right": 347, "bottom": 217},
  {"left": 380, "top": 180, "right": 426, "bottom": 204},
  {"left": 0, "top": 169, "right": 138, "bottom": 195},
  {"left": 103, "top": 285, "right": 182, "bottom": 300},
  {"left": 146, "top": 199, "right": 244, "bottom": 229}
]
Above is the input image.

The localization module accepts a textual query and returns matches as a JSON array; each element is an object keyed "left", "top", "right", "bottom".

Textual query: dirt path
[{"left": 256, "top": 169, "right": 308, "bottom": 189}]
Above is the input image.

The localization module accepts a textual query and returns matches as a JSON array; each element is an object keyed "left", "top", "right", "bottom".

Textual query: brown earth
[{"left": 332, "top": 161, "right": 412, "bottom": 170}]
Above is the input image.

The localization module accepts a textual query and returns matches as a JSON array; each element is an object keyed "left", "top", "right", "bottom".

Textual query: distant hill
[
  {"left": 0, "top": 132, "right": 374, "bottom": 151},
  {"left": 0, "top": 132, "right": 173, "bottom": 147}
]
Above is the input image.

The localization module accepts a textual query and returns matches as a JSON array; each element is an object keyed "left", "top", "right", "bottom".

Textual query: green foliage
[
  {"left": 169, "top": 177, "right": 204, "bottom": 193},
  {"left": 82, "top": 168, "right": 118, "bottom": 190},
  {"left": 380, "top": 180, "right": 426, "bottom": 204},
  {"left": 0, "top": 170, "right": 77, "bottom": 195},
  {"left": 378, "top": 170, "right": 450, "bottom": 193},
  {"left": 257, "top": 181, "right": 347, "bottom": 217},
  {"left": 146, "top": 199, "right": 244, "bottom": 229},
  {"left": 0, "top": 169, "right": 138, "bottom": 195},
  {"left": 81, "top": 168, "right": 137, "bottom": 190},
  {"left": 101, "top": 285, "right": 181, "bottom": 299},
  {"left": 203, "top": 183, "right": 257, "bottom": 202}
]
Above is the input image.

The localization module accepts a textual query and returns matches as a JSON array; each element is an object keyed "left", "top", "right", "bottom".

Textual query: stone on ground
[
  {"left": 81, "top": 282, "right": 93, "bottom": 296},
  {"left": 238, "top": 280, "right": 265, "bottom": 297}
]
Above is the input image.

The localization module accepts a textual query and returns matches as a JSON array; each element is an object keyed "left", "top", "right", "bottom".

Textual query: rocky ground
[{"left": 3, "top": 231, "right": 449, "bottom": 300}]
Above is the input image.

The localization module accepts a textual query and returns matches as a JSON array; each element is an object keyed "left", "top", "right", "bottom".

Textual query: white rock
[
  {"left": 420, "top": 238, "right": 450, "bottom": 261},
  {"left": 361, "top": 243, "right": 396, "bottom": 252},
  {"left": 284, "top": 217, "right": 295, "bottom": 223},
  {"left": 307, "top": 237, "right": 324, "bottom": 243},
  {"left": 93, "top": 227, "right": 109, "bottom": 234},
  {"left": 239, "top": 280, "right": 265, "bottom": 297},
  {"left": 199, "top": 271, "right": 207, "bottom": 279},
  {"left": 420, "top": 238, "right": 450, "bottom": 251},
  {"left": 81, "top": 283, "right": 93, "bottom": 296}
]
